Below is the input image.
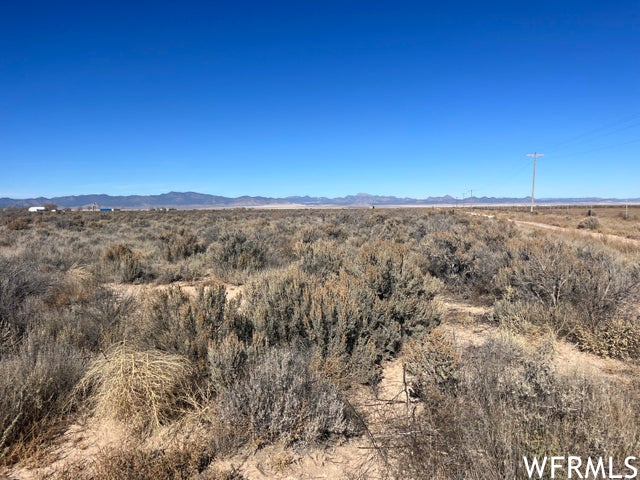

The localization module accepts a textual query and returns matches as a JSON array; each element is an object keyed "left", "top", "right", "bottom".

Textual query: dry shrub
[
  {"left": 505, "top": 240, "right": 639, "bottom": 325},
  {"left": 382, "top": 333, "right": 640, "bottom": 479},
  {"left": 220, "top": 347, "right": 359, "bottom": 446},
  {"left": 207, "top": 333, "right": 250, "bottom": 394},
  {"left": 217, "top": 232, "right": 267, "bottom": 271},
  {"left": 578, "top": 216, "right": 600, "bottom": 230},
  {"left": 0, "top": 257, "right": 49, "bottom": 341},
  {"left": 297, "top": 239, "right": 343, "bottom": 277},
  {"left": 0, "top": 334, "right": 84, "bottom": 463},
  {"left": 78, "top": 287, "right": 136, "bottom": 349},
  {"left": 45, "top": 265, "right": 96, "bottom": 308},
  {"left": 419, "top": 217, "right": 512, "bottom": 297},
  {"left": 496, "top": 238, "right": 640, "bottom": 357},
  {"left": 243, "top": 255, "right": 441, "bottom": 386},
  {"left": 76, "top": 345, "right": 196, "bottom": 433},
  {"left": 4, "top": 217, "right": 31, "bottom": 231},
  {"left": 573, "top": 318, "right": 640, "bottom": 360},
  {"left": 403, "top": 328, "right": 460, "bottom": 398},
  {"left": 102, "top": 243, "right": 145, "bottom": 283},
  {"left": 493, "top": 298, "right": 574, "bottom": 337},
  {"left": 136, "top": 286, "right": 243, "bottom": 377},
  {"left": 161, "top": 228, "right": 205, "bottom": 261}
]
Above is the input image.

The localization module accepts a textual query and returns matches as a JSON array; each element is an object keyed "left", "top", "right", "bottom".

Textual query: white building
[{"left": 28, "top": 206, "right": 45, "bottom": 212}]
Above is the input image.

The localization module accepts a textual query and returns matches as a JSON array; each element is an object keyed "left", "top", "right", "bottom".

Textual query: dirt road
[{"left": 468, "top": 212, "right": 640, "bottom": 247}]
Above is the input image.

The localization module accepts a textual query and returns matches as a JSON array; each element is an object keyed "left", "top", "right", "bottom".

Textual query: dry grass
[{"left": 76, "top": 345, "right": 197, "bottom": 434}]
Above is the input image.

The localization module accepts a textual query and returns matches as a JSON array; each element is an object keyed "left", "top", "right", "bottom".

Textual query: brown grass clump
[
  {"left": 76, "top": 345, "right": 196, "bottom": 434},
  {"left": 46, "top": 265, "right": 96, "bottom": 308},
  {"left": 102, "top": 243, "right": 145, "bottom": 283}
]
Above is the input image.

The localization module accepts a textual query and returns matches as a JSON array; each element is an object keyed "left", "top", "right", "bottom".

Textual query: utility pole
[
  {"left": 470, "top": 189, "right": 473, "bottom": 208},
  {"left": 526, "top": 153, "right": 544, "bottom": 213}
]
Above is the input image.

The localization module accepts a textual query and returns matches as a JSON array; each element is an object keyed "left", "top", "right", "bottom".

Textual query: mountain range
[{"left": 1, "top": 192, "right": 638, "bottom": 209}]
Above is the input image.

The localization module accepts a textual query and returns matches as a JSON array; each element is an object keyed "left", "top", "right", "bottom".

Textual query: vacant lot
[{"left": 1, "top": 207, "right": 639, "bottom": 479}]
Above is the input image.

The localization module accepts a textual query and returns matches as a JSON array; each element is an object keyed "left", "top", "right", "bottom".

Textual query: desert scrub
[
  {"left": 244, "top": 245, "right": 442, "bottom": 385},
  {"left": 3, "top": 217, "right": 31, "bottom": 231},
  {"left": 217, "top": 231, "right": 267, "bottom": 271},
  {"left": 135, "top": 285, "right": 241, "bottom": 375},
  {"left": 208, "top": 333, "right": 252, "bottom": 395},
  {"left": 382, "top": 333, "right": 640, "bottom": 479},
  {"left": 418, "top": 216, "right": 513, "bottom": 297},
  {"left": 495, "top": 238, "right": 640, "bottom": 356},
  {"left": 0, "top": 256, "right": 50, "bottom": 343},
  {"left": 160, "top": 227, "right": 205, "bottom": 261},
  {"left": 572, "top": 317, "right": 640, "bottom": 360},
  {"left": 76, "top": 344, "right": 196, "bottom": 434},
  {"left": 403, "top": 328, "right": 461, "bottom": 399},
  {"left": 219, "top": 347, "right": 358, "bottom": 446},
  {"left": 297, "top": 239, "right": 344, "bottom": 277},
  {"left": 102, "top": 243, "right": 145, "bottom": 283},
  {"left": 0, "top": 333, "right": 84, "bottom": 462}
]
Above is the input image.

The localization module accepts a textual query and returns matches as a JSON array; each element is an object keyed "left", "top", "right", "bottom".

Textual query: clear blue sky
[{"left": 1, "top": 1, "right": 638, "bottom": 199}]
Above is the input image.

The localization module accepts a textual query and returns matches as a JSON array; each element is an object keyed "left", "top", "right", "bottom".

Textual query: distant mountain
[{"left": 1, "top": 192, "right": 638, "bottom": 209}]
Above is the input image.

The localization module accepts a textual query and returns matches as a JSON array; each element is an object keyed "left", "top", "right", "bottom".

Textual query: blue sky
[{"left": 1, "top": 1, "right": 638, "bottom": 199}]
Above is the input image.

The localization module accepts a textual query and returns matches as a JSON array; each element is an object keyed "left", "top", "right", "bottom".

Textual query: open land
[{"left": 1, "top": 206, "right": 639, "bottom": 479}]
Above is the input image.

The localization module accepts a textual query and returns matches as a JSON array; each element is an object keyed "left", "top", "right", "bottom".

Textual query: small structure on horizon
[{"left": 28, "top": 206, "right": 45, "bottom": 212}]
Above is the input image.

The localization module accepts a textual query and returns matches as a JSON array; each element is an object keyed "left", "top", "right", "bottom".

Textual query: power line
[
  {"left": 547, "top": 120, "right": 640, "bottom": 155},
  {"left": 544, "top": 112, "right": 640, "bottom": 152},
  {"left": 553, "top": 136, "right": 640, "bottom": 160}
]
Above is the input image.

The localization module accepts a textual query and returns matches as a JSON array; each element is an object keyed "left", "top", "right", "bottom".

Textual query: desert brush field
[{"left": 0, "top": 207, "right": 639, "bottom": 479}]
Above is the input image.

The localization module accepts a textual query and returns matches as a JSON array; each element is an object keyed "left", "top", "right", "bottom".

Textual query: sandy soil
[{"left": 106, "top": 278, "right": 243, "bottom": 301}]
